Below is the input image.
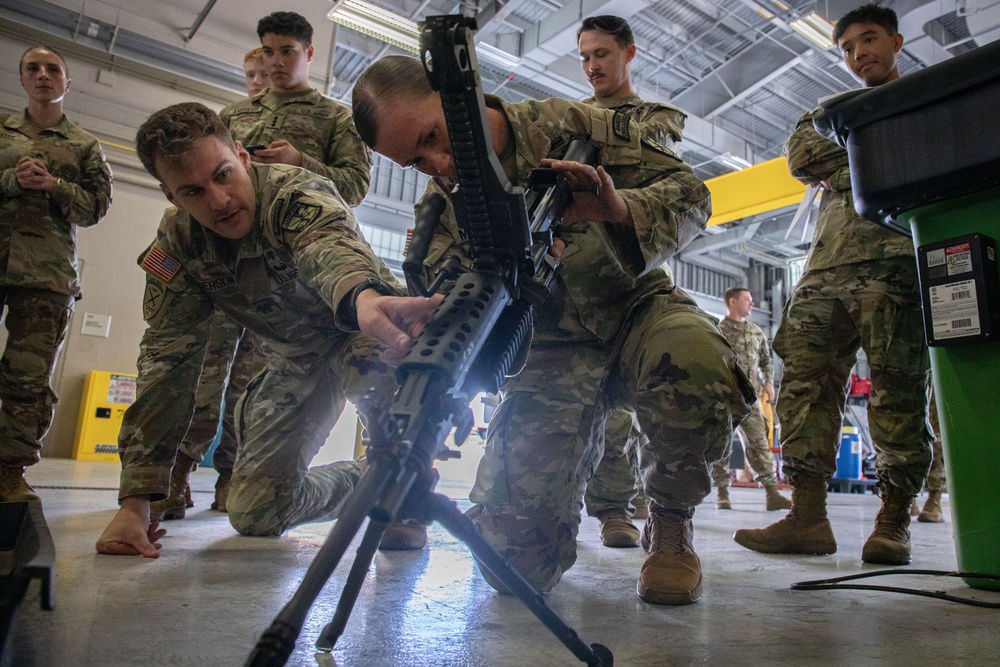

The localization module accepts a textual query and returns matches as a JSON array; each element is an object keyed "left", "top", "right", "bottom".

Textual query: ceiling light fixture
[
  {"left": 789, "top": 11, "right": 835, "bottom": 50},
  {"left": 717, "top": 153, "right": 753, "bottom": 171},
  {"left": 327, "top": 0, "right": 420, "bottom": 54}
]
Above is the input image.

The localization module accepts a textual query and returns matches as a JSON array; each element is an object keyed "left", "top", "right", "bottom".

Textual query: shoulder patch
[
  {"left": 142, "top": 280, "right": 166, "bottom": 321},
  {"left": 612, "top": 110, "right": 632, "bottom": 142},
  {"left": 283, "top": 202, "right": 322, "bottom": 232},
  {"left": 140, "top": 243, "right": 181, "bottom": 283}
]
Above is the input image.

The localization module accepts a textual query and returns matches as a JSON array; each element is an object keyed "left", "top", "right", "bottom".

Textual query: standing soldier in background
[
  {"left": 734, "top": 4, "right": 931, "bottom": 565},
  {"left": 221, "top": 11, "right": 371, "bottom": 207},
  {"left": 916, "top": 387, "right": 946, "bottom": 522},
  {"left": 576, "top": 15, "right": 689, "bottom": 549},
  {"left": 712, "top": 287, "right": 791, "bottom": 511},
  {"left": 240, "top": 47, "right": 270, "bottom": 97},
  {"left": 150, "top": 47, "right": 274, "bottom": 521},
  {"left": 0, "top": 45, "right": 112, "bottom": 502}
]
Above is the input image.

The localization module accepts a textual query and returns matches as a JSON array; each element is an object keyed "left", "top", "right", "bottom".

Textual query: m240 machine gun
[{"left": 245, "top": 14, "right": 611, "bottom": 667}]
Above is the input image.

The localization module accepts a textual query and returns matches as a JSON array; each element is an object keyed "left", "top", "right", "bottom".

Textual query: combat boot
[
  {"left": 733, "top": 477, "right": 836, "bottom": 554},
  {"left": 211, "top": 473, "right": 231, "bottom": 512},
  {"left": 594, "top": 508, "right": 640, "bottom": 548},
  {"left": 0, "top": 465, "right": 41, "bottom": 503},
  {"left": 637, "top": 508, "right": 702, "bottom": 605},
  {"left": 149, "top": 453, "right": 198, "bottom": 521},
  {"left": 917, "top": 490, "right": 944, "bottom": 523},
  {"left": 632, "top": 500, "right": 649, "bottom": 521},
  {"left": 862, "top": 481, "right": 915, "bottom": 565},
  {"left": 715, "top": 486, "right": 731, "bottom": 510},
  {"left": 378, "top": 519, "right": 428, "bottom": 550},
  {"left": 764, "top": 484, "right": 792, "bottom": 511},
  {"left": 910, "top": 499, "right": 920, "bottom": 516}
]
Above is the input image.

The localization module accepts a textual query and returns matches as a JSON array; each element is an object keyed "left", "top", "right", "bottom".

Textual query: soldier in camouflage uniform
[
  {"left": 734, "top": 5, "right": 931, "bottom": 566},
  {"left": 0, "top": 46, "right": 112, "bottom": 503},
  {"left": 577, "top": 15, "right": 691, "bottom": 549},
  {"left": 712, "top": 287, "right": 791, "bottom": 511},
  {"left": 352, "top": 55, "right": 754, "bottom": 605},
  {"left": 95, "top": 103, "right": 440, "bottom": 557},
  {"left": 151, "top": 48, "right": 272, "bottom": 521}
]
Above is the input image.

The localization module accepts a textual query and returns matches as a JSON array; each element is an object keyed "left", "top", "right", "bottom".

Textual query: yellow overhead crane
[{"left": 704, "top": 157, "right": 808, "bottom": 227}]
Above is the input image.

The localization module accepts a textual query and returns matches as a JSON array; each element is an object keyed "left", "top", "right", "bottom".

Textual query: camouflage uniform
[
  {"left": 0, "top": 111, "right": 112, "bottom": 466},
  {"left": 925, "top": 386, "right": 946, "bottom": 493},
  {"left": 712, "top": 317, "right": 779, "bottom": 487},
  {"left": 176, "top": 310, "right": 258, "bottom": 474},
  {"left": 418, "top": 95, "right": 753, "bottom": 591},
  {"left": 775, "top": 108, "right": 931, "bottom": 494},
  {"left": 118, "top": 164, "right": 397, "bottom": 536},
  {"left": 220, "top": 88, "right": 372, "bottom": 206},
  {"left": 175, "top": 89, "right": 374, "bottom": 476},
  {"left": 581, "top": 94, "right": 688, "bottom": 518}
]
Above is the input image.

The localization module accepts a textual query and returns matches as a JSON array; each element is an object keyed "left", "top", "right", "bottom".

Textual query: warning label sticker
[
  {"left": 945, "top": 242, "right": 973, "bottom": 276},
  {"left": 929, "top": 279, "right": 981, "bottom": 340}
]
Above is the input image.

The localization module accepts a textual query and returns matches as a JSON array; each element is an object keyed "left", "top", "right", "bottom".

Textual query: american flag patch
[{"left": 141, "top": 243, "right": 181, "bottom": 282}]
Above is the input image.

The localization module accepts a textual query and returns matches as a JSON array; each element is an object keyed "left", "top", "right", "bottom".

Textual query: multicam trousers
[{"left": 774, "top": 259, "right": 932, "bottom": 495}]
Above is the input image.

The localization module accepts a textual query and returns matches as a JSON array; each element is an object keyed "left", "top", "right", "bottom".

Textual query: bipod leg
[
  {"left": 315, "top": 516, "right": 387, "bottom": 651},
  {"left": 244, "top": 459, "right": 396, "bottom": 667},
  {"left": 426, "top": 494, "right": 614, "bottom": 667}
]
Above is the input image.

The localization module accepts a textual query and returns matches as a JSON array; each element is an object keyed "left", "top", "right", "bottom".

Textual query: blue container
[{"left": 835, "top": 428, "right": 862, "bottom": 480}]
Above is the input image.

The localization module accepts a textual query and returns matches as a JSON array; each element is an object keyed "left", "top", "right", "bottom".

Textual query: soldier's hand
[
  {"left": 251, "top": 140, "right": 303, "bottom": 167},
  {"left": 540, "top": 159, "right": 630, "bottom": 226},
  {"left": 15, "top": 156, "right": 59, "bottom": 192},
  {"left": 95, "top": 496, "right": 167, "bottom": 558},
  {"left": 763, "top": 382, "right": 776, "bottom": 404},
  {"left": 356, "top": 290, "right": 444, "bottom": 365}
]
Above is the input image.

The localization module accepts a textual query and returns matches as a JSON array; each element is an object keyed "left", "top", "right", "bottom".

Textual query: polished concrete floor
[{"left": 5, "top": 456, "right": 998, "bottom": 667}]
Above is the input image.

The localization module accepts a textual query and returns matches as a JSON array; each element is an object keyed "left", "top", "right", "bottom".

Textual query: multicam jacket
[
  {"left": 582, "top": 93, "right": 687, "bottom": 152},
  {"left": 118, "top": 164, "right": 397, "bottom": 498},
  {"left": 221, "top": 88, "right": 372, "bottom": 206},
  {"left": 418, "top": 95, "right": 711, "bottom": 345},
  {"left": 786, "top": 107, "right": 913, "bottom": 273},
  {"left": 0, "top": 111, "right": 112, "bottom": 296},
  {"left": 718, "top": 316, "right": 773, "bottom": 390}
]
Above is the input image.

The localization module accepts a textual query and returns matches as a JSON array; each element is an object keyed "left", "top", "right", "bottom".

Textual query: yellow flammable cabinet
[{"left": 71, "top": 371, "right": 137, "bottom": 462}]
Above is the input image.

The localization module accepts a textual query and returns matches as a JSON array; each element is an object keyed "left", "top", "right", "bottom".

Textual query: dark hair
[
  {"left": 724, "top": 287, "right": 750, "bottom": 305},
  {"left": 257, "top": 11, "right": 313, "bottom": 47},
  {"left": 19, "top": 45, "right": 69, "bottom": 77},
  {"left": 832, "top": 3, "right": 898, "bottom": 46},
  {"left": 352, "top": 55, "right": 434, "bottom": 149},
  {"left": 136, "top": 102, "right": 235, "bottom": 180},
  {"left": 577, "top": 15, "right": 634, "bottom": 49}
]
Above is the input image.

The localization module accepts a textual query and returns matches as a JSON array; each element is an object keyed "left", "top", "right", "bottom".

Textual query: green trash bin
[{"left": 816, "top": 39, "right": 1000, "bottom": 591}]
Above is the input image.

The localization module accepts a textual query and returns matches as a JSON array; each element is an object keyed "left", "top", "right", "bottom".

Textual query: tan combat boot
[
  {"left": 910, "top": 499, "right": 920, "bottom": 516},
  {"left": 378, "top": 519, "right": 428, "bottom": 550},
  {"left": 149, "top": 453, "right": 198, "bottom": 521},
  {"left": 862, "top": 481, "right": 915, "bottom": 565},
  {"left": 0, "top": 465, "right": 41, "bottom": 503},
  {"left": 211, "top": 473, "right": 231, "bottom": 512},
  {"left": 594, "top": 508, "right": 640, "bottom": 548},
  {"left": 764, "top": 484, "right": 792, "bottom": 511},
  {"left": 733, "top": 477, "right": 836, "bottom": 554},
  {"left": 716, "top": 486, "right": 731, "bottom": 510},
  {"left": 637, "top": 508, "right": 702, "bottom": 605},
  {"left": 917, "top": 490, "right": 944, "bottom": 523}
]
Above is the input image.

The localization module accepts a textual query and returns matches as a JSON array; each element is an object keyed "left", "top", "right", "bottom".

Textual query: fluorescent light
[
  {"left": 476, "top": 42, "right": 521, "bottom": 70},
  {"left": 753, "top": 3, "right": 775, "bottom": 20},
  {"left": 789, "top": 11, "right": 835, "bottom": 50},
  {"left": 717, "top": 153, "right": 752, "bottom": 171},
  {"left": 327, "top": 0, "right": 420, "bottom": 54}
]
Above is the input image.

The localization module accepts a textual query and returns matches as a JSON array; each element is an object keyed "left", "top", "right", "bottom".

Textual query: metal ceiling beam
[{"left": 704, "top": 55, "right": 802, "bottom": 120}]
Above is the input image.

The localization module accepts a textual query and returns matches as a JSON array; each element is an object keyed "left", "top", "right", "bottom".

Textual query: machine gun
[{"left": 245, "top": 14, "right": 610, "bottom": 667}]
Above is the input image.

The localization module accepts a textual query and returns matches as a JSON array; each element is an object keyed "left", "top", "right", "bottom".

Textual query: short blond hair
[{"left": 244, "top": 47, "right": 266, "bottom": 65}]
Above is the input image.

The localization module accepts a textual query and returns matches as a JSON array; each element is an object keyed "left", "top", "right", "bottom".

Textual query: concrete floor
[{"left": 5, "top": 457, "right": 999, "bottom": 667}]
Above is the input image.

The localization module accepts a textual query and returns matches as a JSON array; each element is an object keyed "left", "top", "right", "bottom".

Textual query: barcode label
[{"left": 929, "top": 279, "right": 980, "bottom": 340}]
